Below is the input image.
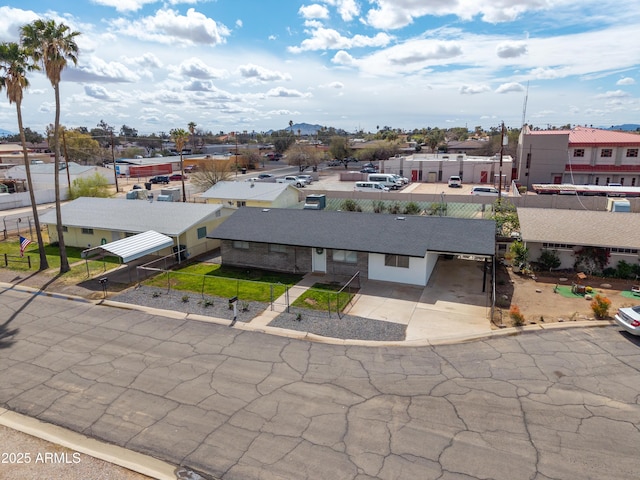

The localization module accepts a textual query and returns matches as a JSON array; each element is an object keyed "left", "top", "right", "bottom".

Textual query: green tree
[
  {"left": 188, "top": 121, "right": 197, "bottom": 152},
  {"left": 538, "top": 250, "right": 561, "bottom": 272},
  {"left": 21, "top": 18, "right": 80, "bottom": 274},
  {"left": 509, "top": 240, "right": 529, "bottom": 269},
  {"left": 170, "top": 128, "right": 190, "bottom": 202},
  {"left": 1, "top": 126, "right": 43, "bottom": 144},
  {"left": 68, "top": 172, "right": 111, "bottom": 199},
  {"left": 0, "top": 42, "right": 49, "bottom": 270},
  {"left": 329, "top": 136, "right": 351, "bottom": 168},
  {"left": 63, "top": 128, "right": 101, "bottom": 164},
  {"left": 491, "top": 198, "right": 519, "bottom": 236}
]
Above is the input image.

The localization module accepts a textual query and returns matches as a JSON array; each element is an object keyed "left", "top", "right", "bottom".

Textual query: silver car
[{"left": 614, "top": 305, "right": 640, "bottom": 335}]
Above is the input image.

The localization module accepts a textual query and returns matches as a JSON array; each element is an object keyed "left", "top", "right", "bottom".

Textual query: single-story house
[
  {"left": 207, "top": 207, "right": 496, "bottom": 287},
  {"left": 4, "top": 162, "right": 115, "bottom": 191},
  {"left": 518, "top": 208, "right": 640, "bottom": 270},
  {"left": 40, "top": 197, "right": 231, "bottom": 260},
  {"left": 200, "top": 181, "right": 301, "bottom": 209}
]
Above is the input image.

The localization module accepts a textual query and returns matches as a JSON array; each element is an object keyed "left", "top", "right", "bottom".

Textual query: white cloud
[
  {"left": 496, "top": 41, "right": 528, "bottom": 59},
  {"left": 109, "top": 8, "right": 230, "bottom": 46},
  {"left": 595, "top": 90, "right": 632, "bottom": 99},
  {"left": 0, "top": 6, "right": 38, "bottom": 41},
  {"left": 177, "top": 58, "right": 228, "bottom": 79},
  {"left": 289, "top": 27, "right": 392, "bottom": 52},
  {"left": 388, "top": 42, "right": 462, "bottom": 65},
  {"left": 66, "top": 56, "right": 140, "bottom": 83},
  {"left": 495, "top": 82, "right": 525, "bottom": 94},
  {"left": 91, "top": 0, "right": 156, "bottom": 13},
  {"left": 459, "top": 85, "right": 491, "bottom": 95},
  {"left": 616, "top": 77, "right": 635, "bottom": 85},
  {"left": 122, "top": 52, "right": 163, "bottom": 69},
  {"left": 236, "top": 19, "right": 243, "bottom": 28},
  {"left": 265, "top": 87, "right": 312, "bottom": 98},
  {"left": 332, "top": 0, "right": 360, "bottom": 22},
  {"left": 84, "top": 85, "right": 119, "bottom": 101},
  {"left": 237, "top": 64, "right": 292, "bottom": 82},
  {"left": 320, "top": 81, "right": 344, "bottom": 89},
  {"left": 331, "top": 50, "right": 356, "bottom": 65},
  {"left": 299, "top": 4, "right": 330, "bottom": 19}
]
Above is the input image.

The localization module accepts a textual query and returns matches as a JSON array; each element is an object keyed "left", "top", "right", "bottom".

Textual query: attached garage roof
[{"left": 82, "top": 230, "right": 173, "bottom": 263}]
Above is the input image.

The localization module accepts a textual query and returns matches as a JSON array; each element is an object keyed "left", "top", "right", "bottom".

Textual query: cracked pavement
[{"left": 1, "top": 287, "right": 639, "bottom": 480}]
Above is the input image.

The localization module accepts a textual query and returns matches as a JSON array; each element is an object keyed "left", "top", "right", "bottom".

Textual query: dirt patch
[{"left": 494, "top": 265, "right": 637, "bottom": 328}]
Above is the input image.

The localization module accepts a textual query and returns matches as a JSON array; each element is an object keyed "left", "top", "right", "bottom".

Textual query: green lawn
[
  {"left": 292, "top": 283, "right": 355, "bottom": 312},
  {"left": 143, "top": 263, "right": 303, "bottom": 302}
]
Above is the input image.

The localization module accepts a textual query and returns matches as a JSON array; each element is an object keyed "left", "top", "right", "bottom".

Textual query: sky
[{"left": 0, "top": 0, "right": 639, "bottom": 136}]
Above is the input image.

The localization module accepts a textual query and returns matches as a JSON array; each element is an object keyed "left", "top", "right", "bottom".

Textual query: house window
[
  {"left": 332, "top": 250, "right": 357, "bottom": 263},
  {"left": 233, "top": 240, "right": 249, "bottom": 250},
  {"left": 81, "top": 228, "right": 94, "bottom": 235},
  {"left": 384, "top": 254, "right": 410, "bottom": 268},
  {"left": 627, "top": 149, "right": 639, "bottom": 158},
  {"left": 610, "top": 247, "right": 639, "bottom": 254},
  {"left": 600, "top": 149, "right": 612, "bottom": 157},
  {"left": 197, "top": 226, "right": 207, "bottom": 239},
  {"left": 269, "top": 244, "right": 287, "bottom": 253},
  {"left": 542, "top": 243, "right": 574, "bottom": 249},
  {"left": 573, "top": 149, "right": 585, "bottom": 157},
  {"left": 236, "top": 201, "right": 246, "bottom": 208},
  {"left": 62, "top": 226, "right": 68, "bottom": 232}
]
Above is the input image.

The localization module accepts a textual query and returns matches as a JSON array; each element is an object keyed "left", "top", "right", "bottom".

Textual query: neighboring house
[
  {"left": 0, "top": 142, "right": 52, "bottom": 166},
  {"left": 381, "top": 153, "right": 513, "bottom": 184},
  {"left": 518, "top": 207, "right": 640, "bottom": 270},
  {"left": 446, "top": 139, "right": 489, "bottom": 155},
  {"left": 39, "top": 197, "right": 231, "bottom": 259},
  {"left": 516, "top": 125, "right": 640, "bottom": 187},
  {"left": 4, "top": 162, "right": 115, "bottom": 191},
  {"left": 207, "top": 207, "right": 495, "bottom": 287},
  {"left": 200, "top": 181, "right": 301, "bottom": 209}
]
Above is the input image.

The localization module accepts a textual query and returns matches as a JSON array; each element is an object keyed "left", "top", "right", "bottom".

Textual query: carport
[{"left": 82, "top": 230, "right": 174, "bottom": 263}]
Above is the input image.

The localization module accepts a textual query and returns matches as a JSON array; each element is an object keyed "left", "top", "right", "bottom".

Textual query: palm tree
[
  {"left": 21, "top": 19, "right": 80, "bottom": 274},
  {"left": 187, "top": 121, "right": 197, "bottom": 152},
  {"left": 170, "top": 128, "right": 190, "bottom": 202},
  {"left": 0, "top": 42, "right": 49, "bottom": 270},
  {"left": 289, "top": 119, "right": 293, "bottom": 136}
]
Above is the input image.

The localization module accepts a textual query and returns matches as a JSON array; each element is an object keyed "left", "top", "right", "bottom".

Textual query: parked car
[
  {"left": 257, "top": 173, "right": 274, "bottom": 179},
  {"left": 169, "top": 173, "right": 186, "bottom": 181},
  {"left": 471, "top": 186, "right": 499, "bottom": 196},
  {"left": 360, "top": 167, "right": 377, "bottom": 173},
  {"left": 132, "top": 184, "right": 142, "bottom": 190},
  {"left": 361, "top": 163, "right": 378, "bottom": 171},
  {"left": 391, "top": 174, "right": 409, "bottom": 185},
  {"left": 149, "top": 175, "right": 169, "bottom": 184},
  {"left": 354, "top": 181, "right": 389, "bottom": 192},
  {"left": 327, "top": 159, "right": 341, "bottom": 166},
  {"left": 448, "top": 175, "right": 462, "bottom": 188},
  {"left": 297, "top": 174, "right": 313, "bottom": 184},
  {"left": 277, "top": 176, "right": 307, "bottom": 187},
  {"left": 614, "top": 305, "right": 640, "bottom": 336}
]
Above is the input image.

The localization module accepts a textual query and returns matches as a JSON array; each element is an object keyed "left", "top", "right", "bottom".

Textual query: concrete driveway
[{"left": 346, "top": 257, "right": 492, "bottom": 341}]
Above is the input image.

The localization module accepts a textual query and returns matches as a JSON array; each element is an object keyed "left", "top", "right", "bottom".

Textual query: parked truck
[{"left": 277, "top": 176, "right": 307, "bottom": 187}]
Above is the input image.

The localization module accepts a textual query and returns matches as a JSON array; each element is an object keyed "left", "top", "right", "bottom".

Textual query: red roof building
[{"left": 516, "top": 125, "right": 640, "bottom": 188}]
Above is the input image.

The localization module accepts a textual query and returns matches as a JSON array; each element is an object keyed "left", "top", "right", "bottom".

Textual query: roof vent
[
  {"left": 262, "top": 209, "right": 270, "bottom": 212},
  {"left": 396, "top": 216, "right": 406, "bottom": 220}
]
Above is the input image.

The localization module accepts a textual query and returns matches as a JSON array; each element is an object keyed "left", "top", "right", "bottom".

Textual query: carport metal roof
[{"left": 82, "top": 230, "right": 173, "bottom": 263}]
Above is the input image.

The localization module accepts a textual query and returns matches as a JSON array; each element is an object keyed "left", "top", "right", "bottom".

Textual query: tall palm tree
[
  {"left": 21, "top": 19, "right": 80, "bottom": 274},
  {"left": 0, "top": 42, "right": 49, "bottom": 270},
  {"left": 187, "top": 121, "right": 197, "bottom": 152},
  {"left": 170, "top": 128, "right": 190, "bottom": 202}
]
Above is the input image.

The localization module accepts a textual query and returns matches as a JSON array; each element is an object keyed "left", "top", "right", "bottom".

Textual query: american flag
[{"left": 19, "top": 236, "right": 32, "bottom": 257}]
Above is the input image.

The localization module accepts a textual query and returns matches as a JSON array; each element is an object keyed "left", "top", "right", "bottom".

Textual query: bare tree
[{"left": 189, "top": 160, "right": 233, "bottom": 192}]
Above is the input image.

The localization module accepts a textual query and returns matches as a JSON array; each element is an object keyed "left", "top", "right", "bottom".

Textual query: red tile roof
[{"left": 529, "top": 126, "right": 640, "bottom": 146}]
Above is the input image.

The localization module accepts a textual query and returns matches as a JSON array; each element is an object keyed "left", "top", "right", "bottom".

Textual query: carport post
[
  {"left": 482, "top": 257, "right": 488, "bottom": 293},
  {"left": 85, "top": 258, "right": 89, "bottom": 277}
]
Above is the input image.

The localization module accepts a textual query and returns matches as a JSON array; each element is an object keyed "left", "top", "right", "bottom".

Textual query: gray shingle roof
[
  {"left": 201, "top": 181, "right": 294, "bottom": 201},
  {"left": 39, "top": 197, "right": 222, "bottom": 236},
  {"left": 208, "top": 207, "right": 495, "bottom": 257},
  {"left": 518, "top": 207, "right": 640, "bottom": 249}
]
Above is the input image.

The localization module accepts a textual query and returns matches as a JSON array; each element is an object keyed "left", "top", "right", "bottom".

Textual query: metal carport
[{"left": 81, "top": 230, "right": 174, "bottom": 263}]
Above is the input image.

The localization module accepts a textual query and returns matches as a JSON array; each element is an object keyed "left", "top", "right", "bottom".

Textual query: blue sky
[{"left": 0, "top": 0, "right": 639, "bottom": 136}]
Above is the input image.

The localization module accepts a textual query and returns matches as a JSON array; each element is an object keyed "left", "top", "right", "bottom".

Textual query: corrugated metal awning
[{"left": 82, "top": 230, "right": 173, "bottom": 263}]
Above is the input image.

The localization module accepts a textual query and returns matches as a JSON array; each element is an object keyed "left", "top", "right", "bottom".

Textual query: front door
[{"left": 312, "top": 247, "right": 326, "bottom": 273}]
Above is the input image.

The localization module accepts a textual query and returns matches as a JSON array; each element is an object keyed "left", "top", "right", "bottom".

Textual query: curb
[{"left": 0, "top": 408, "right": 178, "bottom": 480}]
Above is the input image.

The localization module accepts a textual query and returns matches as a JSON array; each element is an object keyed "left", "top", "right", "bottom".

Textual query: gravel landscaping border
[{"left": 111, "top": 285, "right": 407, "bottom": 341}]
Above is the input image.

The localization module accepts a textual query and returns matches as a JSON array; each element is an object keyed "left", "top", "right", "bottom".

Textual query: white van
[
  {"left": 367, "top": 174, "right": 403, "bottom": 190},
  {"left": 471, "top": 186, "right": 499, "bottom": 196},
  {"left": 355, "top": 181, "right": 389, "bottom": 192}
]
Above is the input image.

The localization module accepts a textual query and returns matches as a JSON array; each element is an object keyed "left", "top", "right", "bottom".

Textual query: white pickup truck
[{"left": 277, "top": 176, "right": 307, "bottom": 187}]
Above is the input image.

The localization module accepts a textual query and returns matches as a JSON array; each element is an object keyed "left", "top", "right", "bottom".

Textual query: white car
[
  {"left": 614, "top": 305, "right": 640, "bottom": 336},
  {"left": 297, "top": 174, "right": 313, "bottom": 184},
  {"left": 448, "top": 175, "right": 462, "bottom": 188}
]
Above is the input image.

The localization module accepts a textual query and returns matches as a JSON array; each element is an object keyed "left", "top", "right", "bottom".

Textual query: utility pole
[
  {"left": 498, "top": 121, "right": 505, "bottom": 200},
  {"left": 111, "top": 131, "right": 119, "bottom": 193}
]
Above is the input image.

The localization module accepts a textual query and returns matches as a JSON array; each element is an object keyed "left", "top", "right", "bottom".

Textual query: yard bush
[
  {"left": 509, "top": 304, "right": 525, "bottom": 326},
  {"left": 590, "top": 294, "right": 611, "bottom": 319}
]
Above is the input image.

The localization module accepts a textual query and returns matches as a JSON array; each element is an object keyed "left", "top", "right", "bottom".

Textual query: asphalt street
[{"left": 0, "top": 286, "right": 639, "bottom": 480}]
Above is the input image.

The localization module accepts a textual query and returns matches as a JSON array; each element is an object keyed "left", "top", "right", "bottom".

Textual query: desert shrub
[
  {"left": 538, "top": 249, "right": 561, "bottom": 271},
  {"left": 509, "top": 305, "right": 526, "bottom": 326},
  {"left": 341, "top": 199, "right": 358, "bottom": 211},
  {"left": 590, "top": 294, "right": 611, "bottom": 319},
  {"left": 403, "top": 202, "right": 421, "bottom": 215},
  {"left": 388, "top": 202, "right": 401, "bottom": 214},
  {"left": 372, "top": 200, "right": 386, "bottom": 213}
]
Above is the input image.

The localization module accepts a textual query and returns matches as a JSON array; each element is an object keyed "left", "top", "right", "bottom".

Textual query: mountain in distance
[
  {"left": 0, "top": 128, "right": 16, "bottom": 137},
  {"left": 268, "top": 123, "right": 324, "bottom": 136},
  {"left": 607, "top": 124, "right": 640, "bottom": 132}
]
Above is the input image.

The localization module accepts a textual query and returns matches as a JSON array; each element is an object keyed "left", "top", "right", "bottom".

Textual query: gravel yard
[{"left": 112, "top": 285, "right": 407, "bottom": 342}]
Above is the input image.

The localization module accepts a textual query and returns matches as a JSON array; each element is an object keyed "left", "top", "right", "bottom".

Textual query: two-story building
[{"left": 517, "top": 125, "right": 640, "bottom": 188}]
